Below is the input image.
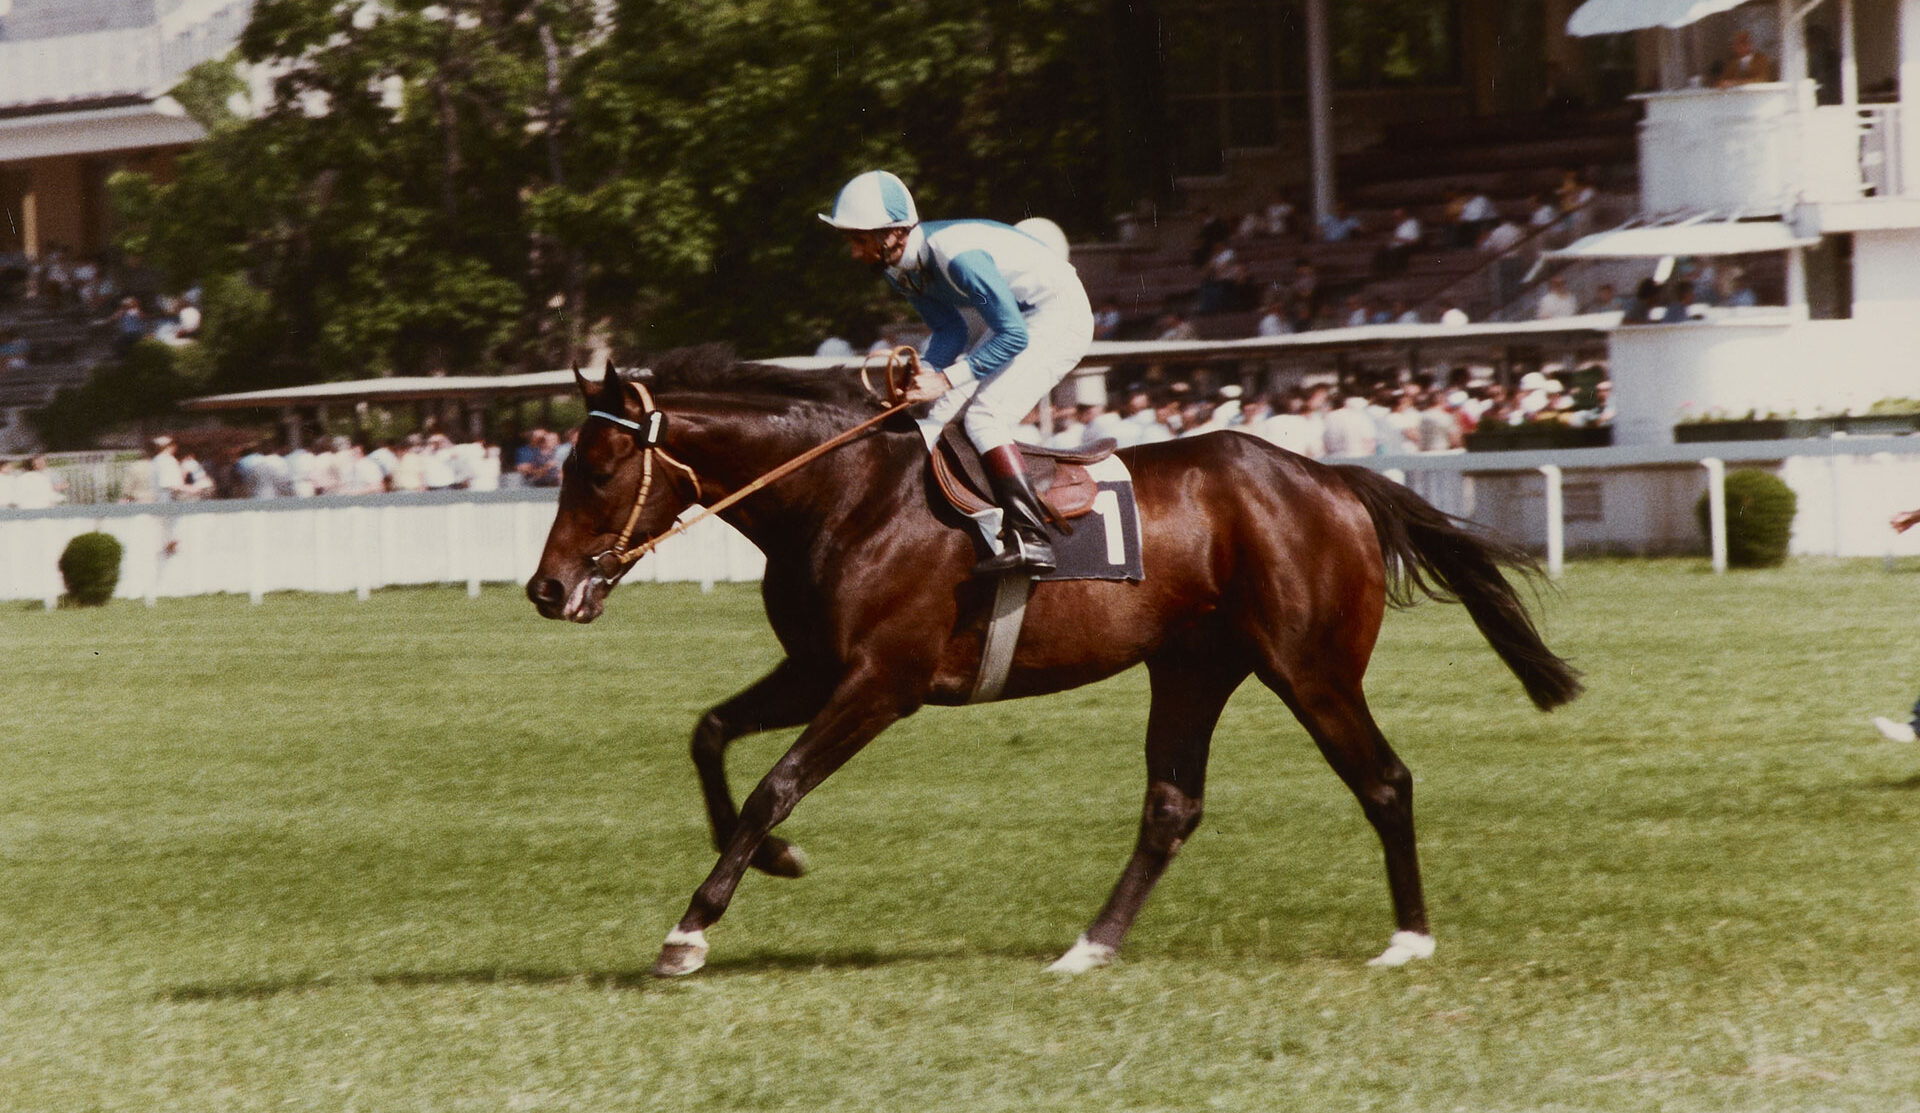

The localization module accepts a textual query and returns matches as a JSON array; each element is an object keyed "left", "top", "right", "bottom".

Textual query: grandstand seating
[
  {"left": 1076, "top": 106, "right": 1641, "bottom": 339},
  {"left": 0, "top": 301, "right": 113, "bottom": 452}
]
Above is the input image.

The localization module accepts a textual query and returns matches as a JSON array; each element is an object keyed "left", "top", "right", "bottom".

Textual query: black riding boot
[{"left": 974, "top": 445, "right": 1058, "bottom": 576}]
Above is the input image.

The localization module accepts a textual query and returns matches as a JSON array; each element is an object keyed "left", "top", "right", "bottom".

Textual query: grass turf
[{"left": 3, "top": 559, "right": 1920, "bottom": 1111}]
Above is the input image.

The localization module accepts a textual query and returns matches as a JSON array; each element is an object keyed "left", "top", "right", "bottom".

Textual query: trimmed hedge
[
  {"left": 1695, "top": 468, "right": 1797, "bottom": 567},
  {"left": 58, "top": 531, "right": 124, "bottom": 606}
]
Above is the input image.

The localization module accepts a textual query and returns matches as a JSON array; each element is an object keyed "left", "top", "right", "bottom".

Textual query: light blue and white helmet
[{"left": 818, "top": 170, "right": 919, "bottom": 231}]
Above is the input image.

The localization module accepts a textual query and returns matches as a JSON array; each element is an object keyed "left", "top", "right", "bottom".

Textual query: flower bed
[
  {"left": 1464, "top": 424, "right": 1613, "bottom": 452},
  {"left": 1674, "top": 413, "right": 1920, "bottom": 442}
]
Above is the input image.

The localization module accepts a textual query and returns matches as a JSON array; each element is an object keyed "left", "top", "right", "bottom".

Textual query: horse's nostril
[{"left": 527, "top": 576, "right": 566, "bottom": 607}]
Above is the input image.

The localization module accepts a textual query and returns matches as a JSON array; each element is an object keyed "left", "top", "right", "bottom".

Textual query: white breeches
[{"left": 920, "top": 288, "right": 1095, "bottom": 453}]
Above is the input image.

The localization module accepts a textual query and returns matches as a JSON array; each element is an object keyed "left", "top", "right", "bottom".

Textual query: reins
[{"left": 586, "top": 347, "right": 921, "bottom": 580}]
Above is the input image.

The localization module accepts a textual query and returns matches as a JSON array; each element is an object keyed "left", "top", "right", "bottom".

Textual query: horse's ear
[{"left": 572, "top": 364, "right": 594, "bottom": 399}]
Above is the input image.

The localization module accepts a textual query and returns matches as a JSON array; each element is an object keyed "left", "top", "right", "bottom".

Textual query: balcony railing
[
  {"left": 1635, "top": 83, "right": 1913, "bottom": 216},
  {"left": 1857, "top": 103, "right": 1905, "bottom": 198},
  {"left": 0, "top": 7, "right": 247, "bottom": 111}
]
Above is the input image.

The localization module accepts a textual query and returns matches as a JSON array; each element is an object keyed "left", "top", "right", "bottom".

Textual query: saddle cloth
[{"left": 930, "top": 424, "right": 1144, "bottom": 585}]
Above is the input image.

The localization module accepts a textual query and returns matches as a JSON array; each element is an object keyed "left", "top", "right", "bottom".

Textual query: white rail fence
[
  {"left": 5, "top": 438, "right": 1919, "bottom": 606},
  {"left": 1361, "top": 436, "right": 1920, "bottom": 575},
  {"left": 0, "top": 490, "right": 764, "bottom": 607}
]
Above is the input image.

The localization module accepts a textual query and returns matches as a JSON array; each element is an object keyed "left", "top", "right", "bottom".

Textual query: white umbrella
[{"left": 1566, "top": 0, "right": 1755, "bottom": 36}]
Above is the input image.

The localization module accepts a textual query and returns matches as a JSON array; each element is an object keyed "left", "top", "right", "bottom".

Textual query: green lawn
[{"left": 4, "top": 560, "right": 1920, "bottom": 1111}]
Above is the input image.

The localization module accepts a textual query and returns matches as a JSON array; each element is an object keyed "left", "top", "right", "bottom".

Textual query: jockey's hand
[{"left": 901, "top": 367, "right": 952, "bottom": 405}]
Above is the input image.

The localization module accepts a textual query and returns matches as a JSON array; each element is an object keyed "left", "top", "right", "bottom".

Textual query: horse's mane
[{"left": 614, "top": 343, "right": 883, "bottom": 416}]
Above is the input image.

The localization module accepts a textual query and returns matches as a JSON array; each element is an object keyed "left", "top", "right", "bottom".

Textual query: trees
[
  {"left": 120, "top": 0, "right": 580, "bottom": 389},
  {"left": 114, "top": 0, "right": 1124, "bottom": 395}
]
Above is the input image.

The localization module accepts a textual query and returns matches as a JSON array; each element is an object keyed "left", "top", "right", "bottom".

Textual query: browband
[{"left": 589, "top": 408, "right": 666, "bottom": 446}]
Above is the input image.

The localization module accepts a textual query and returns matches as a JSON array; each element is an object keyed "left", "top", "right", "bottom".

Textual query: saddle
[{"left": 929, "top": 423, "right": 1117, "bottom": 523}]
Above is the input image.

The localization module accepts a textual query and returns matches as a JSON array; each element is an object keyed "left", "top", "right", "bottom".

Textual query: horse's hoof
[
  {"left": 752, "top": 838, "right": 809, "bottom": 879},
  {"left": 1045, "top": 935, "right": 1115, "bottom": 974},
  {"left": 652, "top": 928, "right": 710, "bottom": 978},
  {"left": 1366, "top": 930, "right": 1435, "bottom": 968}
]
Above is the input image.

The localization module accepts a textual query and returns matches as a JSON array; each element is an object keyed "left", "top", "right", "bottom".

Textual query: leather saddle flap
[{"left": 931, "top": 424, "right": 1116, "bottom": 521}]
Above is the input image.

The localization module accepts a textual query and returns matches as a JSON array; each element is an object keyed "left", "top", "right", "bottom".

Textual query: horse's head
[{"left": 525, "top": 366, "right": 700, "bottom": 623}]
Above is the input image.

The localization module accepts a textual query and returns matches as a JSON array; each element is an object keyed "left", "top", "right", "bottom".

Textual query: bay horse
[{"left": 526, "top": 344, "right": 1581, "bottom": 977}]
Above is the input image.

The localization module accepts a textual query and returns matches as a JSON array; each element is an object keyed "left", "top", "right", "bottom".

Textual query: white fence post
[
  {"left": 140, "top": 513, "right": 159, "bottom": 607},
  {"left": 444, "top": 502, "right": 462, "bottom": 592},
  {"left": 1702, "top": 457, "right": 1728, "bottom": 573},
  {"left": 353, "top": 505, "right": 372, "bottom": 602},
  {"left": 1538, "top": 464, "right": 1564, "bottom": 579},
  {"left": 246, "top": 511, "right": 266, "bottom": 605},
  {"left": 41, "top": 518, "right": 59, "bottom": 611},
  {"left": 463, "top": 502, "right": 481, "bottom": 599},
  {"left": 379, "top": 504, "right": 397, "bottom": 591}
]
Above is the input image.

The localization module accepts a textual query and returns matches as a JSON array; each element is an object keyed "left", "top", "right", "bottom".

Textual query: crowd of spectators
[
  {"left": 1027, "top": 367, "right": 1612, "bottom": 459},
  {"left": 119, "top": 426, "right": 578, "bottom": 503},
  {"left": 1616, "top": 257, "right": 1762, "bottom": 323},
  {"left": 8, "top": 367, "right": 1614, "bottom": 511},
  {"left": 0, "top": 245, "right": 202, "bottom": 372},
  {"left": 0, "top": 456, "right": 69, "bottom": 509},
  {"left": 1159, "top": 168, "right": 1605, "bottom": 338},
  {"left": 0, "top": 326, "right": 30, "bottom": 371}
]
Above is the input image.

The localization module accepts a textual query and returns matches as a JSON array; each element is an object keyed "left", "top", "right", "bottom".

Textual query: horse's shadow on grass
[{"left": 159, "top": 945, "right": 1055, "bottom": 1002}]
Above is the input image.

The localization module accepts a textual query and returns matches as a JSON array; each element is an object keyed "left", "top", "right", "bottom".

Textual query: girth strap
[{"left": 969, "top": 573, "right": 1033, "bottom": 703}]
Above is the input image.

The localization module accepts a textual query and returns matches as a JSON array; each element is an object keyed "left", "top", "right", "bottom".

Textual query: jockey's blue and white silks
[{"left": 885, "top": 219, "right": 1094, "bottom": 453}]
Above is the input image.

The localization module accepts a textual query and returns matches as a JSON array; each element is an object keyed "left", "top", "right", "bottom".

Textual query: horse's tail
[{"left": 1334, "top": 464, "right": 1584, "bottom": 711}]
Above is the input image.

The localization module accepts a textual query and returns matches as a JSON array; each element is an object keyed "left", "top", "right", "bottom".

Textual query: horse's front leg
[
  {"left": 691, "top": 658, "right": 833, "bottom": 879},
  {"left": 656, "top": 664, "right": 913, "bottom": 977}
]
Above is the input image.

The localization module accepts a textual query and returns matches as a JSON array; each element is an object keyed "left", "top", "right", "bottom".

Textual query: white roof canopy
[
  {"left": 1544, "top": 219, "right": 1816, "bottom": 260},
  {"left": 185, "top": 320, "right": 1618, "bottom": 412},
  {"left": 1566, "top": 0, "right": 1754, "bottom": 36}
]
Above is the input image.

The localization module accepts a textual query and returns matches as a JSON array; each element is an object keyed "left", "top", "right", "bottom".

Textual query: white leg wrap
[
  {"left": 654, "top": 925, "right": 711, "bottom": 978},
  {"left": 1046, "top": 934, "right": 1116, "bottom": 974},
  {"left": 1367, "top": 930, "right": 1436, "bottom": 967},
  {"left": 664, "top": 927, "right": 708, "bottom": 950}
]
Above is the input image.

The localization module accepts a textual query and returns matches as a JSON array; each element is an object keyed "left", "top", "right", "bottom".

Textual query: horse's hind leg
[
  {"left": 1050, "top": 650, "right": 1247, "bottom": 973},
  {"left": 1259, "top": 662, "right": 1433, "bottom": 967},
  {"left": 691, "top": 658, "right": 831, "bottom": 878}
]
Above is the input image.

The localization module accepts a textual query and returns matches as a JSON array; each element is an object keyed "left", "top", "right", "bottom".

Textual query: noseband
[{"left": 582, "top": 349, "right": 923, "bottom": 587}]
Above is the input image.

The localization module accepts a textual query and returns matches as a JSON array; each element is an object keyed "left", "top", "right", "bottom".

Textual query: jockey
[{"left": 821, "top": 170, "right": 1095, "bottom": 576}]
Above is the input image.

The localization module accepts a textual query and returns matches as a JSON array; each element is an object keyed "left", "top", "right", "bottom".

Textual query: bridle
[
  {"left": 581, "top": 349, "right": 921, "bottom": 586},
  {"left": 584, "top": 379, "right": 703, "bottom": 583}
]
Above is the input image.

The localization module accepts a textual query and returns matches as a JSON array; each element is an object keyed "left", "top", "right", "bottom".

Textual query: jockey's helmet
[{"left": 819, "top": 171, "right": 919, "bottom": 231}]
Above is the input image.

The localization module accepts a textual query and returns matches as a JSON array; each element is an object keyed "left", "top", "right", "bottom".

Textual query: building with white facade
[
  {"left": 0, "top": 0, "right": 252, "bottom": 261},
  {"left": 1557, "top": 0, "right": 1920, "bottom": 445}
]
